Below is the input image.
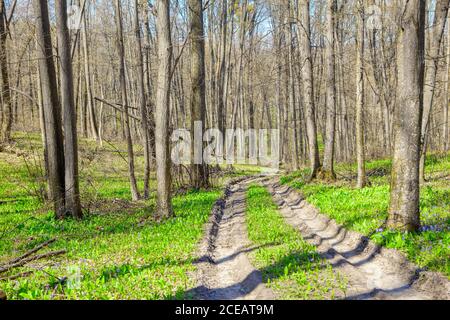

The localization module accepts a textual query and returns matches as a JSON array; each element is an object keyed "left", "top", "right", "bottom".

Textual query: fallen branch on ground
[
  {"left": 0, "top": 250, "right": 67, "bottom": 273},
  {"left": 6, "top": 239, "right": 56, "bottom": 265},
  {"left": 0, "top": 271, "right": 34, "bottom": 281}
]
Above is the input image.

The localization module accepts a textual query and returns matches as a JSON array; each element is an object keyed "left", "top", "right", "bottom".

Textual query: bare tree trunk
[
  {"left": 155, "top": 0, "right": 173, "bottom": 217},
  {"left": 0, "top": 0, "right": 12, "bottom": 145},
  {"left": 217, "top": 0, "right": 228, "bottom": 139},
  {"left": 445, "top": 15, "right": 450, "bottom": 152},
  {"left": 298, "top": 0, "right": 321, "bottom": 179},
  {"left": 356, "top": 2, "right": 366, "bottom": 188},
  {"left": 56, "top": 0, "right": 82, "bottom": 219},
  {"left": 114, "top": 0, "right": 140, "bottom": 201},
  {"left": 143, "top": 3, "right": 156, "bottom": 165},
  {"left": 286, "top": 1, "right": 298, "bottom": 170},
  {"left": 321, "top": 0, "right": 337, "bottom": 180},
  {"left": 419, "top": 0, "right": 450, "bottom": 182},
  {"left": 34, "top": 0, "right": 66, "bottom": 219},
  {"left": 134, "top": 0, "right": 151, "bottom": 199},
  {"left": 82, "top": 8, "right": 100, "bottom": 142},
  {"left": 188, "top": 0, "right": 209, "bottom": 189},
  {"left": 36, "top": 58, "right": 48, "bottom": 175},
  {"left": 388, "top": 0, "right": 425, "bottom": 232}
]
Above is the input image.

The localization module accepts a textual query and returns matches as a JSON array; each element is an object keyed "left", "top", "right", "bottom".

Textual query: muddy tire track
[
  {"left": 190, "top": 177, "right": 275, "bottom": 300},
  {"left": 264, "top": 178, "right": 449, "bottom": 300}
]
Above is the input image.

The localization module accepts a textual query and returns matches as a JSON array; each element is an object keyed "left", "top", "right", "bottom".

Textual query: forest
[{"left": 0, "top": 0, "right": 448, "bottom": 301}]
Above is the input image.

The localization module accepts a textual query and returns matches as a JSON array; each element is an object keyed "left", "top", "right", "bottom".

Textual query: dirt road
[
  {"left": 265, "top": 178, "right": 449, "bottom": 300},
  {"left": 190, "top": 177, "right": 275, "bottom": 300}
]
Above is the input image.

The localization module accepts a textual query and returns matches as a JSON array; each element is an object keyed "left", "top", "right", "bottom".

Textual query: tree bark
[
  {"left": 155, "top": 0, "right": 173, "bottom": 217},
  {"left": 134, "top": 0, "right": 152, "bottom": 199},
  {"left": 321, "top": 0, "right": 337, "bottom": 180},
  {"left": 445, "top": 15, "right": 450, "bottom": 152},
  {"left": 419, "top": 0, "right": 450, "bottom": 182},
  {"left": 298, "top": 0, "right": 321, "bottom": 179},
  {"left": 114, "top": 0, "right": 140, "bottom": 201},
  {"left": 188, "top": 0, "right": 209, "bottom": 189},
  {"left": 0, "top": 0, "right": 12, "bottom": 145},
  {"left": 356, "top": 1, "right": 366, "bottom": 188},
  {"left": 56, "top": 0, "right": 82, "bottom": 219},
  {"left": 33, "top": 0, "right": 66, "bottom": 219},
  {"left": 81, "top": 7, "right": 100, "bottom": 142},
  {"left": 387, "top": 0, "right": 426, "bottom": 232},
  {"left": 217, "top": 0, "right": 228, "bottom": 139}
]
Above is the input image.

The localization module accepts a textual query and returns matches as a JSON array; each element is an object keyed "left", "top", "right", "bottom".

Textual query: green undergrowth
[
  {"left": 281, "top": 154, "right": 450, "bottom": 277},
  {"left": 0, "top": 132, "right": 230, "bottom": 299},
  {"left": 0, "top": 190, "right": 220, "bottom": 299},
  {"left": 246, "top": 186, "right": 347, "bottom": 300}
]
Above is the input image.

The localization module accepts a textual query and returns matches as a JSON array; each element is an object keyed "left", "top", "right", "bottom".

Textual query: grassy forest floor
[
  {"left": 246, "top": 185, "right": 347, "bottom": 299},
  {"left": 0, "top": 132, "right": 255, "bottom": 299},
  {"left": 281, "top": 154, "right": 450, "bottom": 277},
  {"left": 0, "top": 132, "right": 448, "bottom": 299}
]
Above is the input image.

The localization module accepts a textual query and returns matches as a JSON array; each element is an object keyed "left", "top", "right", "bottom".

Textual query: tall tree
[
  {"left": 419, "top": 0, "right": 450, "bottom": 182},
  {"left": 0, "top": 0, "right": 12, "bottom": 144},
  {"left": 114, "top": 0, "right": 140, "bottom": 201},
  {"left": 286, "top": 1, "right": 298, "bottom": 170},
  {"left": 217, "top": 0, "right": 228, "bottom": 145},
  {"left": 355, "top": 1, "right": 366, "bottom": 188},
  {"left": 81, "top": 4, "right": 100, "bottom": 141},
  {"left": 387, "top": 0, "right": 426, "bottom": 231},
  {"left": 445, "top": 14, "right": 450, "bottom": 152},
  {"left": 34, "top": 0, "right": 66, "bottom": 219},
  {"left": 56, "top": 0, "right": 82, "bottom": 219},
  {"left": 188, "top": 0, "right": 209, "bottom": 188},
  {"left": 134, "top": 0, "right": 152, "bottom": 199},
  {"left": 321, "top": 0, "right": 337, "bottom": 180},
  {"left": 155, "top": 0, "right": 173, "bottom": 217},
  {"left": 297, "top": 0, "right": 321, "bottom": 179}
]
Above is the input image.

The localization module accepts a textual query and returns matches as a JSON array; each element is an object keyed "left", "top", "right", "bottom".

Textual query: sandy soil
[
  {"left": 264, "top": 177, "right": 450, "bottom": 300},
  {"left": 189, "top": 177, "right": 275, "bottom": 300}
]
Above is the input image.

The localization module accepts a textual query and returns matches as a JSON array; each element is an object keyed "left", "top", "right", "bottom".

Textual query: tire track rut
[
  {"left": 191, "top": 177, "right": 275, "bottom": 300},
  {"left": 264, "top": 177, "right": 449, "bottom": 300}
]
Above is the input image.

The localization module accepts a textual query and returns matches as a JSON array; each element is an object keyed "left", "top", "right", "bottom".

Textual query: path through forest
[
  {"left": 191, "top": 176, "right": 449, "bottom": 300},
  {"left": 190, "top": 177, "right": 275, "bottom": 300},
  {"left": 264, "top": 177, "right": 450, "bottom": 300}
]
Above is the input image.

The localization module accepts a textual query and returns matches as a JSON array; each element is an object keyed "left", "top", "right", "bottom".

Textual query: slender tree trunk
[
  {"left": 143, "top": 3, "right": 156, "bottom": 165},
  {"left": 287, "top": 2, "right": 298, "bottom": 170},
  {"left": 298, "top": 0, "right": 321, "bottom": 179},
  {"left": 217, "top": 0, "right": 228, "bottom": 140},
  {"left": 114, "top": 0, "right": 140, "bottom": 201},
  {"left": 34, "top": 0, "right": 66, "bottom": 219},
  {"left": 134, "top": 0, "right": 151, "bottom": 199},
  {"left": 356, "top": 2, "right": 366, "bottom": 188},
  {"left": 36, "top": 59, "right": 48, "bottom": 175},
  {"left": 56, "top": 0, "right": 82, "bottom": 219},
  {"left": 388, "top": 0, "right": 425, "bottom": 232},
  {"left": 188, "top": 0, "right": 209, "bottom": 189},
  {"left": 419, "top": 0, "right": 450, "bottom": 182},
  {"left": 155, "top": 0, "right": 173, "bottom": 217},
  {"left": 445, "top": 15, "right": 450, "bottom": 152},
  {"left": 82, "top": 9, "right": 100, "bottom": 141},
  {"left": 0, "top": 0, "right": 12, "bottom": 145},
  {"left": 321, "top": 0, "right": 337, "bottom": 180}
]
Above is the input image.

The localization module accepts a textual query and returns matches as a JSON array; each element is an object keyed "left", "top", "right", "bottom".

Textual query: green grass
[
  {"left": 245, "top": 186, "right": 347, "bottom": 299},
  {"left": 0, "top": 190, "right": 220, "bottom": 299},
  {"left": 281, "top": 155, "right": 450, "bottom": 277},
  {"left": 0, "top": 132, "right": 228, "bottom": 300}
]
